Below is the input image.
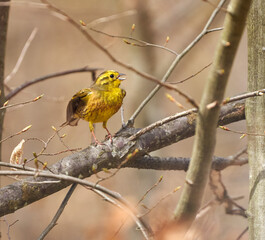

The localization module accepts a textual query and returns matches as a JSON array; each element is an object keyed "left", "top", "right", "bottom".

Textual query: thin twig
[
  {"left": 140, "top": 187, "right": 181, "bottom": 217},
  {"left": 222, "top": 88, "right": 265, "bottom": 104},
  {"left": 166, "top": 93, "right": 187, "bottom": 110},
  {"left": 29, "top": 129, "right": 58, "bottom": 161},
  {"left": 96, "top": 149, "right": 139, "bottom": 184},
  {"left": 129, "top": 88, "right": 265, "bottom": 141},
  {"left": 129, "top": 108, "right": 197, "bottom": 141},
  {"left": 227, "top": 147, "right": 247, "bottom": 160},
  {"left": 41, "top": 0, "right": 199, "bottom": 110},
  {"left": 55, "top": 129, "right": 76, "bottom": 154},
  {"left": 2, "top": 218, "right": 19, "bottom": 240},
  {"left": 0, "top": 1, "right": 46, "bottom": 8},
  {"left": 87, "top": 10, "right": 137, "bottom": 27},
  {"left": 26, "top": 126, "right": 74, "bottom": 164},
  {"left": 89, "top": 187, "right": 153, "bottom": 240},
  {"left": 0, "top": 170, "right": 153, "bottom": 240},
  {"left": 170, "top": 62, "right": 212, "bottom": 84},
  {"left": 219, "top": 125, "right": 265, "bottom": 137},
  {"left": 209, "top": 170, "right": 247, "bottom": 218},
  {"left": 203, "top": 0, "right": 228, "bottom": 12},
  {"left": 25, "top": 180, "right": 60, "bottom": 184},
  {"left": 23, "top": 129, "right": 60, "bottom": 168},
  {"left": 112, "top": 176, "right": 164, "bottom": 239},
  {"left": 40, "top": 148, "right": 81, "bottom": 156},
  {"left": 206, "top": 27, "right": 224, "bottom": 33},
  {"left": 0, "top": 94, "right": 43, "bottom": 110},
  {"left": 137, "top": 176, "right": 163, "bottom": 205},
  {"left": 90, "top": 27, "right": 178, "bottom": 56},
  {"left": 38, "top": 184, "right": 77, "bottom": 240},
  {"left": 236, "top": 227, "right": 248, "bottom": 240},
  {"left": 127, "top": 0, "right": 226, "bottom": 124},
  {"left": 0, "top": 125, "right": 32, "bottom": 143},
  {"left": 5, "top": 28, "right": 38, "bottom": 84},
  {"left": 6, "top": 66, "right": 100, "bottom": 100}
]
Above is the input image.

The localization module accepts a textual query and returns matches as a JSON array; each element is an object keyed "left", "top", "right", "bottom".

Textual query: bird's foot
[
  {"left": 94, "top": 140, "right": 104, "bottom": 146},
  {"left": 105, "top": 133, "right": 113, "bottom": 143}
]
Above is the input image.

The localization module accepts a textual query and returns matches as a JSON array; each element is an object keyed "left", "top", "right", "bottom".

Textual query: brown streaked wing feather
[{"left": 61, "top": 89, "right": 91, "bottom": 127}]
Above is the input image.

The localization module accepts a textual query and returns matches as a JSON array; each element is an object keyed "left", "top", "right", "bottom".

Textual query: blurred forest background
[{"left": 1, "top": 0, "right": 248, "bottom": 239}]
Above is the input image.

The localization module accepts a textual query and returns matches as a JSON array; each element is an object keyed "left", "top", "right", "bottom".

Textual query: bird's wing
[{"left": 61, "top": 88, "right": 92, "bottom": 126}]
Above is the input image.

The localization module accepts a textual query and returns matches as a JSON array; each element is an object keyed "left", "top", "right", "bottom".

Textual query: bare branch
[
  {"left": 6, "top": 66, "right": 100, "bottom": 100},
  {"left": 90, "top": 187, "right": 153, "bottom": 240},
  {"left": 209, "top": 170, "right": 247, "bottom": 218},
  {"left": 140, "top": 187, "right": 181, "bottom": 217},
  {"left": 236, "top": 227, "right": 248, "bottom": 240},
  {"left": 0, "top": 94, "right": 43, "bottom": 110},
  {"left": 170, "top": 63, "right": 212, "bottom": 85},
  {"left": 39, "top": 148, "right": 81, "bottom": 156},
  {"left": 0, "top": 1, "right": 46, "bottom": 8},
  {"left": 174, "top": 0, "right": 252, "bottom": 229},
  {"left": 41, "top": 0, "right": 199, "bottom": 111},
  {"left": 2, "top": 218, "right": 19, "bottom": 240},
  {"left": 0, "top": 169, "right": 154, "bottom": 239},
  {"left": 222, "top": 88, "right": 265, "bottom": 104},
  {"left": 90, "top": 27, "right": 178, "bottom": 56},
  {"left": 4, "top": 28, "right": 38, "bottom": 84},
  {"left": 138, "top": 176, "right": 163, "bottom": 204},
  {"left": 87, "top": 10, "right": 137, "bottom": 27},
  {"left": 130, "top": 86, "right": 265, "bottom": 140},
  {"left": 0, "top": 98, "right": 245, "bottom": 217},
  {"left": 0, "top": 125, "right": 32, "bottom": 143},
  {"left": 124, "top": 155, "right": 248, "bottom": 171},
  {"left": 37, "top": 184, "right": 77, "bottom": 240},
  {"left": 112, "top": 176, "right": 164, "bottom": 239},
  {"left": 219, "top": 125, "right": 265, "bottom": 137},
  {"left": 0, "top": 162, "right": 39, "bottom": 172},
  {"left": 128, "top": 0, "right": 226, "bottom": 124},
  {"left": 206, "top": 27, "right": 224, "bottom": 33}
]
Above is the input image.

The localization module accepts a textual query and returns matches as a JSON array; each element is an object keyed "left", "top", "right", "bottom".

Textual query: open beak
[{"left": 118, "top": 73, "right": 126, "bottom": 81}]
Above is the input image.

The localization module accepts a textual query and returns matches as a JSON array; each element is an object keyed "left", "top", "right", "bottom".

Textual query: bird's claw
[{"left": 105, "top": 133, "right": 113, "bottom": 143}]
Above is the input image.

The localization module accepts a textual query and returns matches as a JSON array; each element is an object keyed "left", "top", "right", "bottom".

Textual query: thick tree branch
[
  {"left": 125, "top": 155, "right": 247, "bottom": 171},
  {"left": 173, "top": 0, "right": 252, "bottom": 230},
  {"left": 0, "top": 99, "right": 245, "bottom": 217}
]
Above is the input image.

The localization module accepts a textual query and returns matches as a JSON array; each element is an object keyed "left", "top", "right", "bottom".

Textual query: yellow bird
[{"left": 61, "top": 70, "right": 126, "bottom": 144}]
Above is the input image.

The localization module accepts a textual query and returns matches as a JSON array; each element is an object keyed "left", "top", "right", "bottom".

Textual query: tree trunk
[
  {"left": 0, "top": 0, "right": 9, "bottom": 160},
  {"left": 174, "top": 0, "right": 252, "bottom": 231},
  {"left": 0, "top": 1, "right": 10, "bottom": 238},
  {"left": 246, "top": 0, "right": 265, "bottom": 239}
]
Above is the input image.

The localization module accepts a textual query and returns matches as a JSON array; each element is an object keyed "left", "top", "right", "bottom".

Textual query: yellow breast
[{"left": 77, "top": 87, "right": 125, "bottom": 123}]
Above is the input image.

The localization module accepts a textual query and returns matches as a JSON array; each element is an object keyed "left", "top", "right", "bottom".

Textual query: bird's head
[{"left": 95, "top": 70, "right": 126, "bottom": 89}]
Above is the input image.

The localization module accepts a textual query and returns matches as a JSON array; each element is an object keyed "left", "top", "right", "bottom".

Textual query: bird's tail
[{"left": 60, "top": 118, "right": 79, "bottom": 127}]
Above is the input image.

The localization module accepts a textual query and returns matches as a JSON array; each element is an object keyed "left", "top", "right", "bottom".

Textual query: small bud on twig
[{"left": 79, "top": 20, "right": 86, "bottom": 26}]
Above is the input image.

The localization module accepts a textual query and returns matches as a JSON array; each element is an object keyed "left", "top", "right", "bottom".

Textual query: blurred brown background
[{"left": 2, "top": 0, "right": 248, "bottom": 239}]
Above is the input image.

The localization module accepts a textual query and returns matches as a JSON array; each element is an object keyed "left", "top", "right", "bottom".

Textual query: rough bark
[
  {"left": 0, "top": 99, "right": 245, "bottom": 217},
  {"left": 0, "top": 1, "right": 10, "bottom": 238},
  {"left": 0, "top": 1, "right": 9, "bottom": 160},
  {"left": 246, "top": 0, "right": 265, "bottom": 238}
]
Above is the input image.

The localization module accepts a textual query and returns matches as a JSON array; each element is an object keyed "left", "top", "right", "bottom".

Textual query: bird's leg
[
  {"left": 91, "top": 130, "right": 103, "bottom": 145},
  {"left": 89, "top": 122, "right": 102, "bottom": 145},
  {"left": 103, "top": 121, "right": 113, "bottom": 143}
]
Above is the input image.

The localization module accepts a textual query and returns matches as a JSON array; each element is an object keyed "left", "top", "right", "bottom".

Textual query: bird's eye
[{"left": 110, "top": 74, "right": 114, "bottom": 78}]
